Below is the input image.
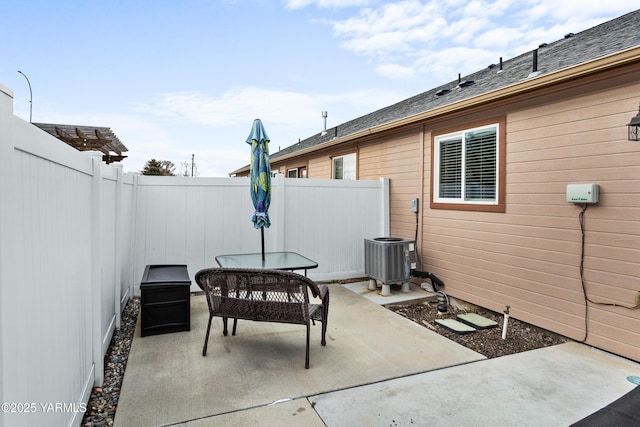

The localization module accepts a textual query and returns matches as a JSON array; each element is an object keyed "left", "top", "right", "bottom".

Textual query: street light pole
[{"left": 17, "top": 70, "right": 32, "bottom": 123}]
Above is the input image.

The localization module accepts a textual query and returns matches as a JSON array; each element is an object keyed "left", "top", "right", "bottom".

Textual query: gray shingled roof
[{"left": 267, "top": 8, "right": 640, "bottom": 163}]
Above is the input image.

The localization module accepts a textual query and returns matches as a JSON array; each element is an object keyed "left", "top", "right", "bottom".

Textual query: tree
[
  {"left": 141, "top": 159, "right": 175, "bottom": 176},
  {"left": 179, "top": 159, "right": 199, "bottom": 177}
]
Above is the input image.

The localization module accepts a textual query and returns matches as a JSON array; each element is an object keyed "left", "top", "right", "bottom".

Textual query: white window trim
[
  {"left": 433, "top": 123, "right": 499, "bottom": 205},
  {"left": 332, "top": 153, "right": 356, "bottom": 180}
]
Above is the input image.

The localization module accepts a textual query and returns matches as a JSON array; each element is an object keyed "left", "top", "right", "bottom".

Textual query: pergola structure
[{"left": 33, "top": 122, "right": 128, "bottom": 164}]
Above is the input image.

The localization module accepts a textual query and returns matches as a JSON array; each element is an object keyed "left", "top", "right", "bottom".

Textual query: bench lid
[{"left": 141, "top": 265, "right": 191, "bottom": 286}]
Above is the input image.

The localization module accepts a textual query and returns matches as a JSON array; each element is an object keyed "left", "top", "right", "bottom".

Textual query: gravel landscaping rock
[
  {"left": 81, "top": 298, "right": 139, "bottom": 427},
  {"left": 387, "top": 299, "right": 570, "bottom": 358}
]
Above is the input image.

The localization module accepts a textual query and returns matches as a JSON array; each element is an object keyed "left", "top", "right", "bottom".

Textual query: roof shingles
[{"left": 266, "top": 9, "right": 640, "bottom": 165}]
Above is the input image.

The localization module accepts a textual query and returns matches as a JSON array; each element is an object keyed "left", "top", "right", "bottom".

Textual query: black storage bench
[{"left": 140, "top": 264, "right": 191, "bottom": 337}]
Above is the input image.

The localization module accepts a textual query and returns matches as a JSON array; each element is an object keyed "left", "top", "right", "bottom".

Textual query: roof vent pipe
[
  {"left": 458, "top": 73, "right": 461, "bottom": 84},
  {"left": 321, "top": 111, "right": 328, "bottom": 136},
  {"left": 498, "top": 57, "right": 503, "bottom": 73},
  {"left": 527, "top": 49, "right": 541, "bottom": 79}
]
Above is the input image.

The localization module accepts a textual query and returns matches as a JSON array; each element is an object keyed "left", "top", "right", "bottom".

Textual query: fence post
[
  {"left": 114, "top": 165, "right": 123, "bottom": 328},
  {"left": 0, "top": 83, "right": 15, "bottom": 423},
  {"left": 273, "top": 173, "right": 285, "bottom": 252},
  {"left": 380, "top": 177, "right": 390, "bottom": 236},
  {"left": 90, "top": 156, "right": 104, "bottom": 386},
  {"left": 129, "top": 173, "right": 139, "bottom": 300}
]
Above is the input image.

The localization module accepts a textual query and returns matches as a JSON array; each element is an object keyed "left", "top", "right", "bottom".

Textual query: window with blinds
[
  {"left": 439, "top": 137, "right": 462, "bottom": 198},
  {"left": 435, "top": 124, "right": 498, "bottom": 204}
]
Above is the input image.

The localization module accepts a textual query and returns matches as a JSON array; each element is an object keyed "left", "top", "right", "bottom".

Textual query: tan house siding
[
  {"left": 263, "top": 72, "right": 640, "bottom": 362},
  {"left": 359, "top": 127, "right": 423, "bottom": 238},
  {"left": 308, "top": 156, "right": 330, "bottom": 179},
  {"left": 271, "top": 129, "right": 424, "bottom": 238},
  {"left": 270, "top": 143, "right": 360, "bottom": 179},
  {"left": 420, "top": 78, "right": 640, "bottom": 361},
  {"left": 265, "top": 74, "right": 640, "bottom": 362},
  {"left": 510, "top": 82, "right": 640, "bottom": 359},
  {"left": 269, "top": 158, "right": 308, "bottom": 177},
  {"left": 240, "top": 18, "right": 640, "bottom": 360}
]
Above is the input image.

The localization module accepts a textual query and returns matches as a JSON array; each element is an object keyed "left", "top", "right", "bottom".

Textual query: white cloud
[
  {"left": 461, "top": 0, "right": 516, "bottom": 18},
  {"left": 473, "top": 26, "right": 527, "bottom": 51},
  {"left": 413, "top": 45, "right": 497, "bottom": 82},
  {"left": 134, "top": 87, "right": 320, "bottom": 128},
  {"left": 527, "top": 0, "right": 634, "bottom": 22},
  {"left": 332, "top": 0, "right": 438, "bottom": 37},
  {"left": 375, "top": 63, "right": 416, "bottom": 79},
  {"left": 283, "top": 0, "right": 371, "bottom": 10},
  {"left": 340, "top": 31, "right": 413, "bottom": 57},
  {"left": 440, "top": 16, "right": 487, "bottom": 45},
  {"left": 136, "top": 85, "right": 401, "bottom": 131},
  {"left": 322, "top": 0, "right": 637, "bottom": 82},
  {"left": 127, "top": 85, "right": 403, "bottom": 176}
]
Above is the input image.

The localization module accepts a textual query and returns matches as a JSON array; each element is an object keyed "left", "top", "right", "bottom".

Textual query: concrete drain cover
[
  {"left": 435, "top": 318, "right": 476, "bottom": 334},
  {"left": 457, "top": 313, "right": 498, "bottom": 329}
]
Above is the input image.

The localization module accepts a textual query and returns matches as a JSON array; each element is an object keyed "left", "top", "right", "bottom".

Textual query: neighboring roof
[
  {"left": 232, "top": 8, "right": 640, "bottom": 175},
  {"left": 33, "top": 122, "right": 128, "bottom": 164}
]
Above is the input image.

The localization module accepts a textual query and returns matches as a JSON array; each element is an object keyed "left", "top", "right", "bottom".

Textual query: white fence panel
[
  {"left": 99, "top": 164, "right": 118, "bottom": 355},
  {"left": 130, "top": 174, "right": 388, "bottom": 291},
  {"left": 119, "top": 173, "right": 136, "bottom": 310},
  {"left": 131, "top": 177, "right": 260, "bottom": 292},
  {"left": 278, "top": 177, "right": 387, "bottom": 280},
  {"left": 1, "top": 92, "right": 96, "bottom": 426}
]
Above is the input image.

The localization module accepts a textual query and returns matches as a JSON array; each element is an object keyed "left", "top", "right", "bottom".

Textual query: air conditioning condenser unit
[{"left": 364, "top": 237, "right": 416, "bottom": 296}]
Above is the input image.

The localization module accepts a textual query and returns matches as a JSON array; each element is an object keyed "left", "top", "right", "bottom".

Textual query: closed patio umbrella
[{"left": 246, "top": 119, "right": 271, "bottom": 260}]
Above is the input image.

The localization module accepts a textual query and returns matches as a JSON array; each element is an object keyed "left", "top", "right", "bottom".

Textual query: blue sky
[{"left": 2, "top": 1, "right": 637, "bottom": 176}]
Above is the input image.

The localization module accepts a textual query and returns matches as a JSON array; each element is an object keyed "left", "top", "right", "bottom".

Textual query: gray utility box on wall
[
  {"left": 566, "top": 183, "right": 599, "bottom": 204},
  {"left": 140, "top": 264, "right": 191, "bottom": 337}
]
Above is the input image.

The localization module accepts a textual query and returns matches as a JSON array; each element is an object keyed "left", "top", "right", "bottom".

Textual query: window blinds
[
  {"left": 465, "top": 129, "right": 496, "bottom": 200},
  {"left": 439, "top": 137, "right": 462, "bottom": 198}
]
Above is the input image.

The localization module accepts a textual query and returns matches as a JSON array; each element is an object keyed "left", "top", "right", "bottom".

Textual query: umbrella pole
[{"left": 261, "top": 227, "right": 265, "bottom": 261}]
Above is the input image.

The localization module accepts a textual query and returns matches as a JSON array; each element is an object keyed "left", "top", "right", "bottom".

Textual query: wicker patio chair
[{"left": 195, "top": 267, "right": 329, "bottom": 369}]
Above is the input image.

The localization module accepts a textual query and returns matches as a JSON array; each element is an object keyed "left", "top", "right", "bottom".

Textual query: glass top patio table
[{"left": 215, "top": 251, "right": 318, "bottom": 275}]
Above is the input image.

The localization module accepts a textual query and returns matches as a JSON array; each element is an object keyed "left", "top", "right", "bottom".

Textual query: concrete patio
[{"left": 114, "top": 282, "right": 640, "bottom": 427}]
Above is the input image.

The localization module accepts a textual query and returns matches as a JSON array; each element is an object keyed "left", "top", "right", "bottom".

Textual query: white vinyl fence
[
  {"left": 0, "top": 82, "right": 388, "bottom": 427},
  {"left": 129, "top": 173, "right": 389, "bottom": 292}
]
